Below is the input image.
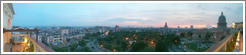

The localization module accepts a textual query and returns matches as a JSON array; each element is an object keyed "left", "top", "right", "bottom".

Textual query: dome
[
  {"left": 218, "top": 12, "right": 226, "bottom": 23},
  {"left": 217, "top": 11, "right": 227, "bottom": 29}
]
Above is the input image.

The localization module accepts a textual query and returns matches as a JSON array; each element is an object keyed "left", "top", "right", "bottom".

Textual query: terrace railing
[
  {"left": 206, "top": 31, "right": 242, "bottom": 52},
  {"left": 3, "top": 28, "right": 55, "bottom": 52}
]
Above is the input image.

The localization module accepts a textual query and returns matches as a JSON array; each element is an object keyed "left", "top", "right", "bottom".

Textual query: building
[
  {"left": 210, "top": 29, "right": 228, "bottom": 42},
  {"left": 190, "top": 25, "right": 193, "bottom": 30},
  {"left": 115, "top": 25, "right": 120, "bottom": 32},
  {"left": 48, "top": 35, "right": 65, "bottom": 46},
  {"left": 3, "top": 3, "right": 15, "bottom": 29},
  {"left": 217, "top": 12, "right": 227, "bottom": 29},
  {"left": 192, "top": 29, "right": 210, "bottom": 42},
  {"left": 164, "top": 22, "right": 168, "bottom": 29},
  {"left": 232, "top": 22, "right": 243, "bottom": 30},
  {"left": 3, "top": 3, "right": 54, "bottom": 52},
  {"left": 61, "top": 29, "right": 69, "bottom": 35},
  {"left": 3, "top": 3, "right": 15, "bottom": 52}
]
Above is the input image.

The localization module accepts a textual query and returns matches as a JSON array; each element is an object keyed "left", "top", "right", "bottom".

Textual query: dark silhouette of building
[
  {"left": 164, "top": 22, "right": 168, "bottom": 29},
  {"left": 217, "top": 12, "right": 227, "bottom": 29},
  {"left": 190, "top": 25, "right": 193, "bottom": 30},
  {"left": 115, "top": 25, "right": 119, "bottom": 32},
  {"left": 177, "top": 26, "right": 180, "bottom": 29}
]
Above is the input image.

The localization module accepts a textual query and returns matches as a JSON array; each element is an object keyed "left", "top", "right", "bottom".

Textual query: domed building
[{"left": 217, "top": 12, "right": 227, "bottom": 29}]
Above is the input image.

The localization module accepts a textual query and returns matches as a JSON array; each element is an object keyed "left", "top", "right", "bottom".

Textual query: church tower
[
  {"left": 164, "top": 22, "right": 168, "bottom": 29},
  {"left": 217, "top": 12, "right": 227, "bottom": 29}
]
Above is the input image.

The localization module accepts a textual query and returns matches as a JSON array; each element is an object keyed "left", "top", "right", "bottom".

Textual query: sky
[{"left": 12, "top": 3, "right": 243, "bottom": 28}]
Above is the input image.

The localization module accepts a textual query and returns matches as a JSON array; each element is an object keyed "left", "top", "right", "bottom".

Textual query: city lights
[
  {"left": 100, "top": 44, "right": 103, "bottom": 47},
  {"left": 236, "top": 42, "right": 239, "bottom": 46},
  {"left": 2, "top": 2, "right": 243, "bottom": 53},
  {"left": 125, "top": 37, "right": 129, "bottom": 40},
  {"left": 151, "top": 41, "right": 154, "bottom": 44},
  {"left": 24, "top": 37, "right": 28, "bottom": 43},
  {"left": 113, "top": 49, "right": 117, "bottom": 52}
]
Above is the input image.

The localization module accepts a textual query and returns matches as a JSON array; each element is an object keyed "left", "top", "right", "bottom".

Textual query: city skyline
[
  {"left": 12, "top": 3, "right": 243, "bottom": 28},
  {"left": 2, "top": 2, "right": 244, "bottom": 53}
]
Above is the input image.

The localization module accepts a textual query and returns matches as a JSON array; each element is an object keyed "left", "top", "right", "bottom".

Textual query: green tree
[
  {"left": 120, "top": 41, "right": 128, "bottom": 50},
  {"left": 78, "top": 40, "right": 87, "bottom": 46},
  {"left": 131, "top": 41, "right": 147, "bottom": 52},
  {"left": 155, "top": 39, "right": 169, "bottom": 52}
]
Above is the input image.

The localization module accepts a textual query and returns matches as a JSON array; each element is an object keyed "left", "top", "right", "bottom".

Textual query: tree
[
  {"left": 180, "top": 32, "right": 185, "bottom": 37},
  {"left": 173, "top": 36, "right": 181, "bottom": 45},
  {"left": 120, "top": 41, "right": 128, "bottom": 50},
  {"left": 69, "top": 43, "right": 77, "bottom": 51},
  {"left": 205, "top": 33, "right": 211, "bottom": 41},
  {"left": 155, "top": 34, "right": 180, "bottom": 52},
  {"left": 198, "top": 34, "right": 201, "bottom": 38},
  {"left": 78, "top": 40, "right": 87, "bottom": 46},
  {"left": 187, "top": 31, "right": 193, "bottom": 36},
  {"left": 155, "top": 39, "right": 169, "bottom": 52},
  {"left": 131, "top": 41, "right": 147, "bottom": 52}
]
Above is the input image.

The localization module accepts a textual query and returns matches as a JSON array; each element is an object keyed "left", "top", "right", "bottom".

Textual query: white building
[
  {"left": 61, "top": 29, "right": 69, "bottom": 35},
  {"left": 3, "top": 3, "right": 15, "bottom": 29},
  {"left": 3, "top": 3, "right": 15, "bottom": 52}
]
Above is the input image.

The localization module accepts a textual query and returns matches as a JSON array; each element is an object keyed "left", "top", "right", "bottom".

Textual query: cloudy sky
[{"left": 12, "top": 3, "right": 243, "bottom": 28}]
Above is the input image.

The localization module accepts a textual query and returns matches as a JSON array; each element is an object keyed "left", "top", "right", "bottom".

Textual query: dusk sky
[{"left": 12, "top": 3, "right": 243, "bottom": 28}]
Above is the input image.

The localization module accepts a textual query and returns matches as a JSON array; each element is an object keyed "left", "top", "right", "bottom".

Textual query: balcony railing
[
  {"left": 11, "top": 34, "right": 55, "bottom": 52},
  {"left": 205, "top": 31, "right": 242, "bottom": 52},
  {"left": 3, "top": 28, "right": 55, "bottom": 52}
]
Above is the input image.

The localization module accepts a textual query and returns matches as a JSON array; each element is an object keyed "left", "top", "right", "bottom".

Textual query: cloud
[
  {"left": 12, "top": 3, "right": 243, "bottom": 28},
  {"left": 105, "top": 18, "right": 143, "bottom": 22}
]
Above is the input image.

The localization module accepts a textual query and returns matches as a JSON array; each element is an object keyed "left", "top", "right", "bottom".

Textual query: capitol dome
[{"left": 217, "top": 11, "right": 227, "bottom": 29}]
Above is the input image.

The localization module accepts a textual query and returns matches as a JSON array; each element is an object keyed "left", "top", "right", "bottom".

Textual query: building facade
[
  {"left": 3, "top": 3, "right": 15, "bottom": 52},
  {"left": 115, "top": 25, "right": 119, "bottom": 32},
  {"left": 210, "top": 29, "right": 228, "bottom": 43},
  {"left": 164, "top": 22, "right": 168, "bottom": 29},
  {"left": 232, "top": 22, "right": 243, "bottom": 30},
  {"left": 192, "top": 29, "right": 210, "bottom": 42},
  {"left": 217, "top": 12, "right": 227, "bottom": 29}
]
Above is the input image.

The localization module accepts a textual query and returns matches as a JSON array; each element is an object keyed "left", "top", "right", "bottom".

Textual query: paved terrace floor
[{"left": 12, "top": 43, "right": 25, "bottom": 52}]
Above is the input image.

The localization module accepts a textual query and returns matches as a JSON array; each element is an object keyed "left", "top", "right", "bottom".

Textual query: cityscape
[{"left": 2, "top": 2, "right": 244, "bottom": 52}]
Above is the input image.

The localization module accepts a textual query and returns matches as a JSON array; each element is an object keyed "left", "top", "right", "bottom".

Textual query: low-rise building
[{"left": 192, "top": 29, "right": 210, "bottom": 42}]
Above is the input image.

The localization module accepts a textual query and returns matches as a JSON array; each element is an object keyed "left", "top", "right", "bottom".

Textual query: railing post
[
  {"left": 224, "top": 43, "right": 227, "bottom": 51},
  {"left": 34, "top": 43, "right": 36, "bottom": 52}
]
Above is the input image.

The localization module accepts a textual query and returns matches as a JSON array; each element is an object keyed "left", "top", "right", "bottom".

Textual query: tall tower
[
  {"left": 217, "top": 12, "right": 227, "bottom": 29},
  {"left": 164, "top": 22, "right": 168, "bottom": 29},
  {"left": 115, "top": 25, "right": 119, "bottom": 32}
]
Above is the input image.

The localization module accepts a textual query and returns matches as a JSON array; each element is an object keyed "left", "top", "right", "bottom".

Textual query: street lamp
[
  {"left": 100, "top": 44, "right": 103, "bottom": 47},
  {"left": 236, "top": 42, "right": 239, "bottom": 46},
  {"left": 126, "top": 37, "right": 129, "bottom": 40},
  {"left": 151, "top": 41, "right": 154, "bottom": 44},
  {"left": 113, "top": 49, "right": 117, "bottom": 52}
]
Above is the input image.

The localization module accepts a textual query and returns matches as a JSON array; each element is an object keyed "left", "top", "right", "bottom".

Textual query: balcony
[
  {"left": 205, "top": 31, "right": 243, "bottom": 52},
  {"left": 3, "top": 28, "right": 55, "bottom": 52}
]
